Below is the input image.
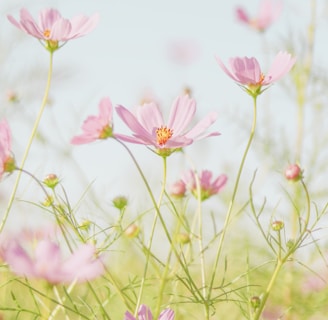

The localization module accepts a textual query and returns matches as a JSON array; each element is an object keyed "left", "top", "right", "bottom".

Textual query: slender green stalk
[
  {"left": 116, "top": 140, "right": 205, "bottom": 309},
  {"left": 134, "top": 156, "right": 167, "bottom": 316},
  {"left": 208, "top": 96, "right": 258, "bottom": 298},
  {"left": 294, "top": 0, "right": 316, "bottom": 163},
  {"left": 0, "top": 52, "right": 54, "bottom": 233},
  {"left": 253, "top": 179, "right": 311, "bottom": 320}
]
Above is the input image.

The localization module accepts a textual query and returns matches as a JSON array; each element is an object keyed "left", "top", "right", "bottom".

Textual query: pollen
[
  {"left": 156, "top": 126, "right": 173, "bottom": 146},
  {"left": 258, "top": 73, "right": 265, "bottom": 85},
  {"left": 43, "top": 29, "right": 51, "bottom": 38}
]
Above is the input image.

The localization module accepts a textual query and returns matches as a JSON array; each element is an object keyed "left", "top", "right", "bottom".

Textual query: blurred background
[{"left": 1, "top": 0, "right": 328, "bottom": 237}]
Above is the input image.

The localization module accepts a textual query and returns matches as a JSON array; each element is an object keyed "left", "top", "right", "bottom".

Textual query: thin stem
[
  {"left": 208, "top": 95, "right": 258, "bottom": 298},
  {"left": 294, "top": 0, "right": 316, "bottom": 162},
  {"left": 253, "top": 179, "right": 311, "bottom": 320},
  {"left": 116, "top": 140, "right": 205, "bottom": 306},
  {"left": 0, "top": 52, "right": 54, "bottom": 233},
  {"left": 134, "top": 156, "right": 167, "bottom": 316}
]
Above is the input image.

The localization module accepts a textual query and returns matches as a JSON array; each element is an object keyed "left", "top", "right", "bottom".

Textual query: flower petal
[
  {"left": 167, "top": 95, "right": 196, "bottom": 135},
  {"left": 184, "top": 111, "right": 219, "bottom": 140}
]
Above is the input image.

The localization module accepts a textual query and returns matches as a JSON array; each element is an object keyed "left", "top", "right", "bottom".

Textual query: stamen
[
  {"left": 156, "top": 126, "right": 173, "bottom": 146},
  {"left": 258, "top": 73, "right": 265, "bottom": 85},
  {"left": 43, "top": 29, "right": 51, "bottom": 38}
]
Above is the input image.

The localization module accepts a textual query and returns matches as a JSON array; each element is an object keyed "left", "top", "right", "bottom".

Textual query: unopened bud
[
  {"left": 250, "top": 296, "right": 261, "bottom": 309},
  {"left": 3, "top": 156, "right": 16, "bottom": 173},
  {"left": 43, "top": 174, "right": 59, "bottom": 189},
  {"left": 42, "top": 195, "right": 54, "bottom": 207},
  {"left": 285, "top": 164, "right": 302, "bottom": 182},
  {"left": 124, "top": 224, "right": 140, "bottom": 238},
  {"left": 79, "top": 220, "right": 91, "bottom": 231},
  {"left": 176, "top": 233, "right": 191, "bottom": 244},
  {"left": 272, "top": 220, "right": 284, "bottom": 231},
  {"left": 112, "top": 196, "right": 128, "bottom": 210}
]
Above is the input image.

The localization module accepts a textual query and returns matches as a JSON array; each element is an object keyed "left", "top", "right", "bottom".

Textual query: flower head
[
  {"left": 182, "top": 169, "right": 227, "bottom": 201},
  {"left": 124, "top": 304, "right": 175, "bottom": 320},
  {"left": 236, "top": 0, "right": 282, "bottom": 32},
  {"left": 7, "top": 8, "right": 99, "bottom": 52},
  {"left": 170, "top": 179, "right": 187, "bottom": 198},
  {"left": 115, "top": 95, "right": 219, "bottom": 157},
  {"left": 216, "top": 51, "right": 296, "bottom": 97},
  {"left": 1, "top": 234, "right": 104, "bottom": 284},
  {"left": 71, "top": 97, "right": 114, "bottom": 145},
  {"left": 0, "top": 120, "right": 15, "bottom": 178}
]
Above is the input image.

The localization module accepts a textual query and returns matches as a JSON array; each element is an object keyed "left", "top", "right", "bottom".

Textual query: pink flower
[
  {"left": 2, "top": 237, "right": 104, "bottom": 284},
  {"left": 71, "top": 97, "right": 114, "bottom": 145},
  {"left": 115, "top": 95, "right": 220, "bottom": 157},
  {"left": 236, "top": 0, "right": 282, "bottom": 32},
  {"left": 216, "top": 52, "right": 296, "bottom": 97},
  {"left": 182, "top": 170, "right": 227, "bottom": 201},
  {"left": 170, "top": 179, "right": 187, "bottom": 198},
  {"left": 0, "top": 120, "right": 15, "bottom": 178},
  {"left": 7, "top": 8, "right": 99, "bottom": 52},
  {"left": 124, "top": 304, "right": 174, "bottom": 320},
  {"left": 167, "top": 39, "right": 201, "bottom": 65}
]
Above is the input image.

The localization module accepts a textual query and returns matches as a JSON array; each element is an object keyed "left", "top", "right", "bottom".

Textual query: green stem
[
  {"left": 253, "top": 179, "right": 311, "bottom": 320},
  {"left": 135, "top": 156, "right": 167, "bottom": 316},
  {"left": 208, "top": 95, "right": 258, "bottom": 298},
  {"left": 116, "top": 140, "right": 205, "bottom": 307},
  {"left": 0, "top": 52, "right": 54, "bottom": 233}
]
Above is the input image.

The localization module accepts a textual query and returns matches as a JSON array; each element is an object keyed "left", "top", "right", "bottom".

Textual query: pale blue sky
[{"left": 1, "top": 0, "right": 328, "bottom": 230}]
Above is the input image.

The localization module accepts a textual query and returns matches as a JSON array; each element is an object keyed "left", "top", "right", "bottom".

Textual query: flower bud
[
  {"left": 286, "top": 239, "right": 295, "bottom": 249},
  {"left": 176, "top": 233, "right": 191, "bottom": 244},
  {"left": 250, "top": 296, "right": 261, "bottom": 309},
  {"left": 285, "top": 164, "right": 302, "bottom": 181},
  {"left": 124, "top": 224, "right": 140, "bottom": 238},
  {"left": 271, "top": 220, "right": 284, "bottom": 231},
  {"left": 3, "top": 156, "right": 16, "bottom": 173},
  {"left": 79, "top": 220, "right": 91, "bottom": 231},
  {"left": 43, "top": 174, "right": 59, "bottom": 189},
  {"left": 42, "top": 195, "right": 54, "bottom": 207},
  {"left": 112, "top": 196, "right": 128, "bottom": 210}
]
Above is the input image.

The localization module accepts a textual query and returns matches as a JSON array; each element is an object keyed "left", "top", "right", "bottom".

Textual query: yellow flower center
[
  {"left": 156, "top": 126, "right": 173, "bottom": 146},
  {"left": 258, "top": 73, "right": 265, "bottom": 85},
  {"left": 43, "top": 29, "right": 51, "bottom": 38}
]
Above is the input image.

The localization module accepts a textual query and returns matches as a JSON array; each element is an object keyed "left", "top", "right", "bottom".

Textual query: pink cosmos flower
[
  {"left": 115, "top": 95, "right": 219, "bottom": 156},
  {"left": 216, "top": 51, "right": 296, "bottom": 97},
  {"left": 167, "top": 39, "right": 201, "bottom": 65},
  {"left": 71, "top": 97, "right": 114, "bottom": 145},
  {"left": 236, "top": 0, "right": 282, "bottom": 32},
  {"left": 170, "top": 179, "right": 187, "bottom": 198},
  {"left": 0, "top": 120, "right": 15, "bottom": 178},
  {"left": 124, "top": 304, "right": 175, "bottom": 320},
  {"left": 7, "top": 8, "right": 99, "bottom": 52},
  {"left": 2, "top": 237, "right": 104, "bottom": 284},
  {"left": 182, "top": 170, "right": 227, "bottom": 201}
]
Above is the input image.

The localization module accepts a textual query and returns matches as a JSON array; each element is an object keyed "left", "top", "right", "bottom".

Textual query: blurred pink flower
[
  {"left": 236, "top": 0, "right": 282, "bottom": 32},
  {"left": 71, "top": 97, "right": 114, "bottom": 145},
  {"left": 8, "top": 8, "right": 99, "bottom": 52},
  {"left": 115, "top": 95, "right": 219, "bottom": 157},
  {"left": 167, "top": 39, "right": 201, "bottom": 65},
  {"left": 0, "top": 120, "right": 15, "bottom": 178},
  {"left": 182, "top": 169, "right": 227, "bottom": 201},
  {"left": 2, "top": 237, "right": 104, "bottom": 284},
  {"left": 216, "top": 52, "right": 296, "bottom": 97},
  {"left": 125, "top": 304, "right": 175, "bottom": 320},
  {"left": 170, "top": 179, "right": 187, "bottom": 198}
]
